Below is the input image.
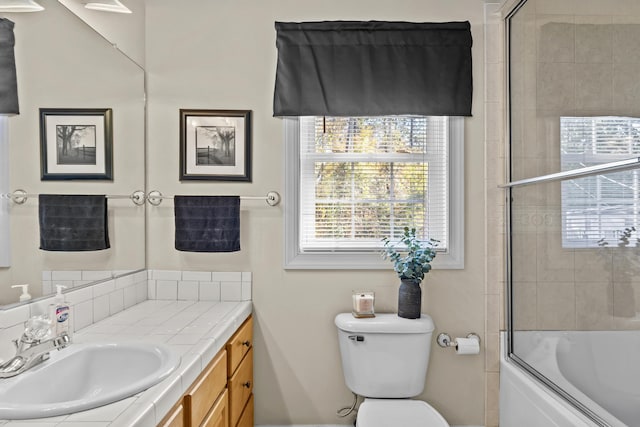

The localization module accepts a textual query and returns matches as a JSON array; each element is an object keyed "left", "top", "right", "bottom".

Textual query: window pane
[
  {"left": 299, "top": 115, "right": 448, "bottom": 251},
  {"left": 561, "top": 117, "right": 640, "bottom": 248},
  {"left": 314, "top": 162, "right": 394, "bottom": 200},
  {"left": 353, "top": 203, "right": 392, "bottom": 238},
  {"left": 315, "top": 162, "right": 355, "bottom": 199},
  {"left": 314, "top": 203, "right": 354, "bottom": 239},
  {"left": 393, "top": 163, "right": 427, "bottom": 200},
  {"left": 391, "top": 202, "right": 426, "bottom": 233},
  {"left": 312, "top": 117, "right": 428, "bottom": 154}
]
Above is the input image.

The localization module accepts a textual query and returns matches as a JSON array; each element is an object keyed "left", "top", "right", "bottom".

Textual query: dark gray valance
[
  {"left": 0, "top": 18, "right": 18, "bottom": 115},
  {"left": 273, "top": 21, "right": 473, "bottom": 117}
]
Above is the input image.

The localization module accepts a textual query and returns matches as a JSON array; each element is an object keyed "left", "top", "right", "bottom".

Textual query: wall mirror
[
  {"left": 57, "top": 0, "right": 144, "bottom": 68},
  {"left": 0, "top": 0, "right": 146, "bottom": 306}
]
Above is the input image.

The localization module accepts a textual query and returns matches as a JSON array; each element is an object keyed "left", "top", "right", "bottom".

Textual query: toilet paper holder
[{"left": 436, "top": 332, "right": 481, "bottom": 348}]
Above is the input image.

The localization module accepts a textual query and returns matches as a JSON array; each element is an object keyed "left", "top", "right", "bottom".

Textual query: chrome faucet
[{"left": 0, "top": 316, "right": 71, "bottom": 378}]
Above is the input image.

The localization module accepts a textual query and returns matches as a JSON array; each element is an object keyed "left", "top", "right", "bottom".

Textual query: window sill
[{"left": 284, "top": 251, "right": 463, "bottom": 270}]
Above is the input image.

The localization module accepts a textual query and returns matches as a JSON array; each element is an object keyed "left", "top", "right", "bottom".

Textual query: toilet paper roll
[{"left": 455, "top": 337, "right": 480, "bottom": 355}]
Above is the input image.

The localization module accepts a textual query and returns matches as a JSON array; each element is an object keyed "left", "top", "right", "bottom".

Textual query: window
[
  {"left": 561, "top": 116, "right": 640, "bottom": 248},
  {"left": 284, "top": 116, "right": 464, "bottom": 269}
]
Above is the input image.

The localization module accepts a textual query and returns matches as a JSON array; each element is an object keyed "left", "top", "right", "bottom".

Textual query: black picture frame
[
  {"left": 179, "top": 109, "right": 252, "bottom": 182},
  {"left": 39, "top": 108, "right": 113, "bottom": 180}
]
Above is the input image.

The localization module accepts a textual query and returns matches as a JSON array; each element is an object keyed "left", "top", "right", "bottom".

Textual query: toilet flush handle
[{"left": 348, "top": 335, "right": 364, "bottom": 342}]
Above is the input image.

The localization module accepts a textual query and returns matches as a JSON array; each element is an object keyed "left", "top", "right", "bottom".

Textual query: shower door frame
[{"left": 503, "top": 1, "right": 640, "bottom": 425}]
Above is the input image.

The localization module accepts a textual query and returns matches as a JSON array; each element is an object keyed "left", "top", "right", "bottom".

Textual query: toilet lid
[{"left": 356, "top": 399, "right": 450, "bottom": 427}]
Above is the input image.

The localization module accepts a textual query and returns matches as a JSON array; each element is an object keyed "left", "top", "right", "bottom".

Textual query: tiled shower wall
[
  {"left": 509, "top": 0, "right": 640, "bottom": 332},
  {"left": 484, "top": 3, "right": 505, "bottom": 427}
]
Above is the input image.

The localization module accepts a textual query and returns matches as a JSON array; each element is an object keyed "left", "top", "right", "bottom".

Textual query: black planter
[{"left": 398, "top": 278, "right": 422, "bottom": 319}]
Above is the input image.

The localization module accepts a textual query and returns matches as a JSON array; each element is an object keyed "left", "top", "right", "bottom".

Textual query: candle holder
[{"left": 352, "top": 291, "right": 375, "bottom": 318}]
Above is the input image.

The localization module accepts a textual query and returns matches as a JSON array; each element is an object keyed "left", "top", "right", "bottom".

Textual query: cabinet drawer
[
  {"left": 185, "top": 350, "right": 228, "bottom": 427},
  {"left": 200, "top": 389, "right": 229, "bottom": 427},
  {"left": 158, "top": 402, "right": 184, "bottom": 427},
  {"left": 228, "top": 348, "right": 253, "bottom": 426},
  {"left": 226, "top": 316, "right": 252, "bottom": 376},
  {"left": 235, "top": 394, "right": 253, "bottom": 427}
]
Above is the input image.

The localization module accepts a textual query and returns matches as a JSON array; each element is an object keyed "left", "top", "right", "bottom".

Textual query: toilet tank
[{"left": 335, "top": 313, "right": 435, "bottom": 398}]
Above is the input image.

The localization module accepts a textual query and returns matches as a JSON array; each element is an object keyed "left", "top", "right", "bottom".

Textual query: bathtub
[{"left": 500, "top": 331, "right": 640, "bottom": 427}]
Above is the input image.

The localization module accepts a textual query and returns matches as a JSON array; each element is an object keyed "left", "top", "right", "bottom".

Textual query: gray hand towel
[
  {"left": 174, "top": 196, "right": 240, "bottom": 252},
  {"left": 0, "top": 19, "right": 19, "bottom": 114},
  {"left": 39, "top": 194, "right": 110, "bottom": 251}
]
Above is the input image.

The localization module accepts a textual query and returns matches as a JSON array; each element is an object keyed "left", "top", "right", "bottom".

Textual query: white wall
[
  {"left": 0, "top": 117, "right": 9, "bottom": 268},
  {"left": 58, "top": 0, "right": 145, "bottom": 67},
  {"left": 145, "top": 0, "right": 486, "bottom": 425}
]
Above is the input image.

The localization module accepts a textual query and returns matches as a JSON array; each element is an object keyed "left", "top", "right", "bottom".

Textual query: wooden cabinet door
[
  {"left": 226, "top": 317, "right": 252, "bottom": 377},
  {"left": 235, "top": 394, "right": 254, "bottom": 427},
  {"left": 200, "top": 389, "right": 229, "bottom": 427},
  {"left": 228, "top": 348, "right": 253, "bottom": 426},
  {"left": 158, "top": 315, "right": 254, "bottom": 427},
  {"left": 185, "top": 350, "right": 228, "bottom": 427},
  {"left": 158, "top": 402, "right": 184, "bottom": 427}
]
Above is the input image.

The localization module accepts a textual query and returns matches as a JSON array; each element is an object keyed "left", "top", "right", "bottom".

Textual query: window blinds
[
  {"left": 273, "top": 21, "right": 473, "bottom": 117},
  {"left": 298, "top": 116, "right": 449, "bottom": 252},
  {"left": 560, "top": 116, "right": 640, "bottom": 248}
]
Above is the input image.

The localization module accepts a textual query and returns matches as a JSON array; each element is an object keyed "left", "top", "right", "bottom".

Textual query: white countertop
[{"left": 0, "top": 299, "right": 253, "bottom": 427}]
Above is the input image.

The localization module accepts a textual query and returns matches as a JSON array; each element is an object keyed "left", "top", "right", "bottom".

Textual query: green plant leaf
[{"left": 379, "top": 228, "right": 439, "bottom": 280}]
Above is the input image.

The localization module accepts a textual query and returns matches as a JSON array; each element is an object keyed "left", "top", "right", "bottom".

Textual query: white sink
[{"left": 0, "top": 342, "right": 180, "bottom": 419}]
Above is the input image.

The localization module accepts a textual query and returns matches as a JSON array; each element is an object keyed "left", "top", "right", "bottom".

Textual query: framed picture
[
  {"left": 180, "top": 109, "right": 251, "bottom": 181},
  {"left": 39, "top": 108, "right": 113, "bottom": 180}
]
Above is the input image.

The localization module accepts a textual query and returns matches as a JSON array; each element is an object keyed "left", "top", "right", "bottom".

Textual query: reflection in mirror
[
  {"left": 0, "top": 1, "right": 145, "bottom": 306},
  {"left": 57, "top": 0, "right": 144, "bottom": 68}
]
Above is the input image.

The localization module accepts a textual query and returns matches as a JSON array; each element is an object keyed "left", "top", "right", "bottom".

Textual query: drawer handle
[
  {"left": 242, "top": 381, "right": 251, "bottom": 388},
  {"left": 241, "top": 340, "right": 251, "bottom": 347}
]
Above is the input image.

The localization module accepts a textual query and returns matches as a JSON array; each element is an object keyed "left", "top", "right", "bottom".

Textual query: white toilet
[{"left": 335, "top": 313, "right": 449, "bottom": 427}]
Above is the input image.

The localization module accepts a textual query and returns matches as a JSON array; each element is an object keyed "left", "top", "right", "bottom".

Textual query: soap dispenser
[
  {"left": 11, "top": 284, "right": 31, "bottom": 302},
  {"left": 50, "top": 285, "right": 71, "bottom": 336}
]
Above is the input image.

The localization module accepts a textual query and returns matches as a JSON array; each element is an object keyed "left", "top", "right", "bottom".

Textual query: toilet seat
[{"left": 356, "top": 399, "right": 450, "bottom": 427}]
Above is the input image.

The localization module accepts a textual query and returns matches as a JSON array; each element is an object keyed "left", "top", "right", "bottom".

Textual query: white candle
[{"left": 353, "top": 293, "right": 374, "bottom": 314}]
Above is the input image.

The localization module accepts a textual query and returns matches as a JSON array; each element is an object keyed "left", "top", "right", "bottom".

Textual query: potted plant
[{"left": 382, "top": 227, "right": 438, "bottom": 319}]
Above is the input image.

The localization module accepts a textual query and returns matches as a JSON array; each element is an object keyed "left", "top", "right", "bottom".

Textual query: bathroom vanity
[
  {"left": 0, "top": 299, "right": 253, "bottom": 427},
  {"left": 160, "top": 316, "right": 254, "bottom": 427}
]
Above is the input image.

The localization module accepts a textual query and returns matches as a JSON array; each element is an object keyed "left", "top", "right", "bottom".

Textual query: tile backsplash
[
  {"left": 40, "top": 269, "right": 137, "bottom": 295},
  {"left": 148, "top": 270, "right": 252, "bottom": 302},
  {"left": 0, "top": 269, "right": 252, "bottom": 362}
]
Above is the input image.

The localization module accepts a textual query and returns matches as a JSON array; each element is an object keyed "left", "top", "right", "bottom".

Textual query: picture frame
[
  {"left": 179, "top": 109, "right": 252, "bottom": 182},
  {"left": 39, "top": 108, "right": 113, "bottom": 180}
]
